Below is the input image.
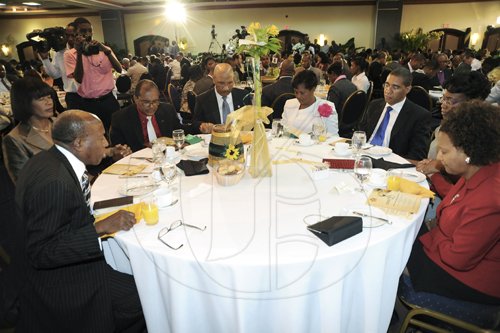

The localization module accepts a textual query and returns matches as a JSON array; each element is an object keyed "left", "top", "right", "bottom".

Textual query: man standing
[
  {"left": 111, "top": 80, "right": 186, "bottom": 152},
  {"left": 358, "top": 67, "right": 431, "bottom": 161},
  {"left": 64, "top": 17, "right": 123, "bottom": 131},
  {"left": 193, "top": 63, "right": 246, "bottom": 134},
  {"left": 15, "top": 110, "right": 145, "bottom": 332},
  {"left": 40, "top": 22, "right": 80, "bottom": 109},
  {"left": 295, "top": 53, "right": 322, "bottom": 83}
]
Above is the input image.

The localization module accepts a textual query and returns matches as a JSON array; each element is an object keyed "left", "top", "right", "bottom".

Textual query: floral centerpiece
[
  {"left": 292, "top": 42, "right": 305, "bottom": 54},
  {"left": 396, "top": 28, "right": 443, "bottom": 51},
  {"left": 214, "top": 144, "right": 245, "bottom": 186},
  {"left": 231, "top": 22, "right": 281, "bottom": 178}
]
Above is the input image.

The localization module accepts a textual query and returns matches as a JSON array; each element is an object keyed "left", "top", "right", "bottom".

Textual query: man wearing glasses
[
  {"left": 110, "top": 79, "right": 188, "bottom": 151},
  {"left": 358, "top": 67, "right": 432, "bottom": 161}
]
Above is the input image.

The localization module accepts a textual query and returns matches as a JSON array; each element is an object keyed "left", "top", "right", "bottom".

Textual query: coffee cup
[
  {"left": 370, "top": 169, "right": 387, "bottom": 186},
  {"left": 155, "top": 188, "right": 173, "bottom": 208},
  {"left": 299, "top": 133, "right": 313, "bottom": 145},
  {"left": 334, "top": 142, "right": 350, "bottom": 155}
]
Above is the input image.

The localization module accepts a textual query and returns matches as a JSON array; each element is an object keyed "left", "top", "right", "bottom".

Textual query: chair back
[
  {"left": 243, "top": 92, "right": 254, "bottom": 106},
  {"left": 407, "top": 85, "right": 432, "bottom": 111},
  {"left": 116, "top": 74, "right": 131, "bottom": 93},
  {"left": 339, "top": 90, "right": 367, "bottom": 138},
  {"left": 168, "top": 83, "right": 181, "bottom": 112},
  {"left": 270, "top": 93, "right": 295, "bottom": 119},
  {"left": 187, "top": 90, "right": 196, "bottom": 113},
  {"left": 165, "top": 68, "right": 172, "bottom": 90},
  {"left": 367, "top": 80, "right": 374, "bottom": 101},
  {"left": 139, "top": 72, "right": 153, "bottom": 81}
]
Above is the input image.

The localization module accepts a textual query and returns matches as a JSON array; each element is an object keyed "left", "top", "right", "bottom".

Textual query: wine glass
[
  {"left": 161, "top": 162, "right": 177, "bottom": 187},
  {"left": 354, "top": 156, "right": 372, "bottom": 192},
  {"left": 352, "top": 131, "right": 367, "bottom": 157},
  {"left": 172, "top": 129, "right": 185, "bottom": 152}
]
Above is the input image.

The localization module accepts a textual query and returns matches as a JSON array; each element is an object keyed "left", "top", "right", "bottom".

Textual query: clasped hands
[{"left": 416, "top": 158, "right": 442, "bottom": 176}]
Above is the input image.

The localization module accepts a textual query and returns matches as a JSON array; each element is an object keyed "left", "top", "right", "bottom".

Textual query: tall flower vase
[{"left": 248, "top": 56, "right": 272, "bottom": 178}]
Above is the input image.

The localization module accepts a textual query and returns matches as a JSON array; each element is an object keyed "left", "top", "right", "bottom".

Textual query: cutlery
[
  {"left": 352, "top": 211, "right": 392, "bottom": 225},
  {"left": 119, "top": 175, "right": 150, "bottom": 178},
  {"left": 159, "top": 199, "right": 178, "bottom": 208},
  {"left": 125, "top": 184, "right": 158, "bottom": 191},
  {"left": 132, "top": 157, "right": 154, "bottom": 162}
]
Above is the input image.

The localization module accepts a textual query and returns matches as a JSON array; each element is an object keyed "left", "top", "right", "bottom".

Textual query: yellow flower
[
  {"left": 247, "top": 22, "right": 261, "bottom": 35},
  {"left": 224, "top": 144, "right": 240, "bottom": 160},
  {"left": 266, "top": 25, "right": 279, "bottom": 36}
]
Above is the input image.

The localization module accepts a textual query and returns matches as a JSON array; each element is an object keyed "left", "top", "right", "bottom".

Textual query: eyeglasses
[
  {"left": 382, "top": 82, "right": 403, "bottom": 91},
  {"left": 157, "top": 220, "right": 206, "bottom": 250},
  {"left": 139, "top": 99, "right": 160, "bottom": 107}
]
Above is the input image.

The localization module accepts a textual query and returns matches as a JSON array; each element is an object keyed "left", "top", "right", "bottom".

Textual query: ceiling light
[
  {"left": 22, "top": 2, "right": 41, "bottom": 5},
  {"left": 165, "top": 0, "right": 186, "bottom": 23}
]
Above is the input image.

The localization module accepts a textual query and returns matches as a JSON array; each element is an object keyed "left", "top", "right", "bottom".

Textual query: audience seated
[
  {"left": 367, "top": 51, "right": 387, "bottom": 95},
  {"left": 181, "top": 65, "right": 203, "bottom": 113},
  {"left": 350, "top": 56, "right": 370, "bottom": 93},
  {"left": 358, "top": 67, "right": 431, "bottom": 161},
  {"left": 431, "top": 53, "right": 452, "bottom": 87},
  {"left": 403, "top": 101, "right": 500, "bottom": 311},
  {"left": 412, "top": 59, "right": 439, "bottom": 92},
  {"left": 261, "top": 59, "right": 295, "bottom": 108},
  {"left": 127, "top": 57, "right": 149, "bottom": 94},
  {"left": 193, "top": 56, "right": 217, "bottom": 96},
  {"left": 295, "top": 53, "right": 322, "bottom": 83},
  {"left": 110, "top": 79, "right": 187, "bottom": 152},
  {"left": 326, "top": 62, "right": 357, "bottom": 113}
]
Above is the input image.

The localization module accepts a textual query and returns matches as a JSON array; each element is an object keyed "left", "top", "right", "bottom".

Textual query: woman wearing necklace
[
  {"left": 2, "top": 77, "right": 56, "bottom": 182},
  {"left": 282, "top": 70, "right": 338, "bottom": 136}
]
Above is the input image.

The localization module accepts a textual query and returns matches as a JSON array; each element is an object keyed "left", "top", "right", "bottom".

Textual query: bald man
[
  {"left": 262, "top": 59, "right": 295, "bottom": 109},
  {"left": 15, "top": 110, "right": 145, "bottom": 332},
  {"left": 192, "top": 63, "right": 247, "bottom": 133}
]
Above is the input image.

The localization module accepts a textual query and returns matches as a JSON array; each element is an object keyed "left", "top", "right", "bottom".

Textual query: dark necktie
[
  {"left": 222, "top": 96, "right": 230, "bottom": 123},
  {"left": 81, "top": 171, "right": 91, "bottom": 212},
  {"left": 1, "top": 78, "right": 10, "bottom": 91},
  {"left": 370, "top": 106, "right": 393, "bottom": 146}
]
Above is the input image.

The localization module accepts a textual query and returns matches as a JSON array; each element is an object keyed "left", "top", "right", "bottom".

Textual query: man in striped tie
[
  {"left": 358, "top": 67, "right": 432, "bottom": 161},
  {"left": 15, "top": 110, "right": 146, "bottom": 332}
]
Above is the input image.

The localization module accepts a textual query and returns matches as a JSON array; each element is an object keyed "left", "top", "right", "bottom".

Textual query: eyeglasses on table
[{"left": 157, "top": 220, "right": 207, "bottom": 250}]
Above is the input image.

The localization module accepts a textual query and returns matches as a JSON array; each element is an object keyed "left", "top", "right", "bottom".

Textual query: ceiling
[{"left": 0, "top": 0, "right": 376, "bottom": 14}]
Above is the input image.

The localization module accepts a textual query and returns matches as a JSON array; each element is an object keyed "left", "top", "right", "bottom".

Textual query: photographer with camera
[
  {"left": 64, "top": 17, "right": 122, "bottom": 131},
  {"left": 37, "top": 22, "right": 80, "bottom": 109}
]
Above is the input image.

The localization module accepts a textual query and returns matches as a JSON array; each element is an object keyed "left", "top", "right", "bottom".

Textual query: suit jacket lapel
[
  {"left": 367, "top": 100, "right": 385, "bottom": 137},
  {"left": 23, "top": 123, "right": 53, "bottom": 151},
  {"left": 154, "top": 105, "right": 169, "bottom": 136},
  {"left": 390, "top": 100, "right": 409, "bottom": 140},
  {"left": 129, "top": 107, "right": 145, "bottom": 145},
  {"left": 210, "top": 91, "right": 222, "bottom": 124}
]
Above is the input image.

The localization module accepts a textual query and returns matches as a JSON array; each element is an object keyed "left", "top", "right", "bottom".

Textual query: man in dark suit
[
  {"left": 193, "top": 56, "right": 217, "bottom": 95},
  {"left": 326, "top": 62, "right": 357, "bottom": 114},
  {"left": 111, "top": 79, "right": 187, "bottom": 152},
  {"left": 412, "top": 59, "right": 439, "bottom": 92},
  {"left": 431, "top": 53, "right": 452, "bottom": 87},
  {"left": 367, "top": 51, "right": 387, "bottom": 97},
  {"left": 358, "top": 67, "right": 431, "bottom": 161},
  {"left": 15, "top": 110, "right": 145, "bottom": 332},
  {"left": 261, "top": 59, "right": 295, "bottom": 107},
  {"left": 193, "top": 63, "right": 246, "bottom": 134}
]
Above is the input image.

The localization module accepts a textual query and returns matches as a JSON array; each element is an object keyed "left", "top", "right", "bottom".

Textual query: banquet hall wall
[{"left": 0, "top": 1, "right": 498, "bottom": 59}]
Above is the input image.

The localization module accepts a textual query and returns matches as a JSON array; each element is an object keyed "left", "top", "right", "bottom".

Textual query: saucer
[
  {"left": 331, "top": 148, "right": 352, "bottom": 157},
  {"left": 366, "top": 146, "right": 392, "bottom": 156},
  {"left": 294, "top": 140, "right": 314, "bottom": 147}
]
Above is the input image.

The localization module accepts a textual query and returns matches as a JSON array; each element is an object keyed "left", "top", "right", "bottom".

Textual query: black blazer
[
  {"left": 15, "top": 146, "right": 114, "bottom": 332},
  {"left": 430, "top": 68, "right": 452, "bottom": 88},
  {"left": 192, "top": 88, "right": 246, "bottom": 133},
  {"left": 110, "top": 102, "right": 186, "bottom": 152},
  {"left": 261, "top": 77, "right": 294, "bottom": 107},
  {"left": 358, "top": 98, "right": 432, "bottom": 161}
]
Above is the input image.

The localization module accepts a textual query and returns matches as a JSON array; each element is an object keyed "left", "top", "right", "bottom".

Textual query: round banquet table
[{"left": 93, "top": 137, "right": 428, "bottom": 333}]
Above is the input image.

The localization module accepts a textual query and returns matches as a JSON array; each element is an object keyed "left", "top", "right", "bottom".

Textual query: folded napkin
[
  {"left": 177, "top": 158, "right": 209, "bottom": 176},
  {"left": 185, "top": 134, "right": 202, "bottom": 145},
  {"left": 364, "top": 156, "right": 414, "bottom": 170},
  {"left": 390, "top": 177, "right": 435, "bottom": 199},
  {"left": 94, "top": 203, "right": 143, "bottom": 238}
]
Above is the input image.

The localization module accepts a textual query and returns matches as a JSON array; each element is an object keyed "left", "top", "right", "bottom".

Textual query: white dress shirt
[
  {"left": 42, "top": 47, "right": 79, "bottom": 93},
  {"left": 368, "top": 98, "right": 406, "bottom": 147},
  {"left": 351, "top": 72, "right": 370, "bottom": 93},
  {"left": 215, "top": 90, "right": 234, "bottom": 123}
]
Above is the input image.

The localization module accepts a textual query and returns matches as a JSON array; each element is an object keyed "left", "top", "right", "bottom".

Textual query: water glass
[
  {"left": 352, "top": 131, "right": 367, "bottom": 156},
  {"left": 152, "top": 141, "right": 166, "bottom": 165},
  {"left": 161, "top": 162, "right": 177, "bottom": 186},
  {"left": 172, "top": 129, "right": 185, "bottom": 151},
  {"left": 271, "top": 119, "right": 283, "bottom": 138},
  {"left": 354, "top": 156, "right": 372, "bottom": 192},
  {"left": 312, "top": 119, "right": 326, "bottom": 142},
  {"left": 141, "top": 196, "right": 159, "bottom": 225}
]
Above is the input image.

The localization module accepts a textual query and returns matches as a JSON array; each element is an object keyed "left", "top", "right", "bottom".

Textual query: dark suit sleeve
[
  {"left": 404, "top": 106, "right": 432, "bottom": 161},
  {"left": 327, "top": 86, "right": 342, "bottom": 112},
  {"left": 109, "top": 111, "right": 127, "bottom": 147},
  {"left": 191, "top": 94, "right": 205, "bottom": 134},
  {"left": 24, "top": 178, "right": 102, "bottom": 269},
  {"left": 2, "top": 134, "right": 30, "bottom": 183},
  {"left": 261, "top": 86, "right": 273, "bottom": 107}
]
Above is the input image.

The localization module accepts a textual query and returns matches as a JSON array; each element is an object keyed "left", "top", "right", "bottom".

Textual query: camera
[
  {"left": 26, "top": 27, "right": 67, "bottom": 53},
  {"left": 80, "top": 35, "right": 100, "bottom": 56}
]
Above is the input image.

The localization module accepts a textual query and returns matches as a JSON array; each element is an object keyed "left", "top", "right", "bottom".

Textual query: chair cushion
[{"left": 399, "top": 274, "right": 500, "bottom": 329}]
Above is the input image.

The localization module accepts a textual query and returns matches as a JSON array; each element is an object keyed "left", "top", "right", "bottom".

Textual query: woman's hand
[{"left": 416, "top": 159, "right": 442, "bottom": 175}]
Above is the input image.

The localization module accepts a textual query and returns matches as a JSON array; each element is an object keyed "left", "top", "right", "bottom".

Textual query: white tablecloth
[{"left": 93, "top": 138, "right": 427, "bottom": 333}]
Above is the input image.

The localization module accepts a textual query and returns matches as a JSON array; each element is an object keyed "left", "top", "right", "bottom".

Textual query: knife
[{"left": 352, "top": 211, "right": 392, "bottom": 225}]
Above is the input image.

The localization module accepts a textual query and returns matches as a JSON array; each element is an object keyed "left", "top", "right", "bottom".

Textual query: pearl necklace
[{"left": 32, "top": 125, "right": 50, "bottom": 133}]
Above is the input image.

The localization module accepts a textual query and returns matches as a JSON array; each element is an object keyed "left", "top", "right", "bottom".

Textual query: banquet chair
[
  {"left": 367, "top": 80, "right": 374, "bottom": 101},
  {"left": 168, "top": 83, "right": 182, "bottom": 112},
  {"left": 187, "top": 90, "right": 196, "bottom": 114},
  {"left": 270, "top": 92, "right": 295, "bottom": 120},
  {"left": 338, "top": 90, "right": 367, "bottom": 138},
  {"left": 407, "top": 85, "right": 433, "bottom": 112},
  {"left": 115, "top": 74, "right": 132, "bottom": 107},
  {"left": 243, "top": 92, "right": 254, "bottom": 106},
  {"left": 398, "top": 275, "right": 500, "bottom": 333}
]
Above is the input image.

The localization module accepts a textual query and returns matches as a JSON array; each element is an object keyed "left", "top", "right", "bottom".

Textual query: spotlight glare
[{"left": 165, "top": 1, "right": 186, "bottom": 23}]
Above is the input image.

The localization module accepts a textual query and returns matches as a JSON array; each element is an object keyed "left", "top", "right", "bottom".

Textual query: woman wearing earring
[{"left": 402, "top": 100, "right": 500, "bottom": 307}]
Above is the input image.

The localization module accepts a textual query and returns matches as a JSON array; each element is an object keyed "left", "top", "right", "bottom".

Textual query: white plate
[
  {"left": 294, "top": 140, "right": 315, "bottom": 147},
  {"left": 341, "top": 205, "right": 390, "bottom": 228},
  {"left": 390, "top": 169, "right": 426, "bottom": 183},
  {"left": 366, "top": 146, "right": 392, "bottom": 156},
  {"left": 331, "top": 148, "right": 352, "bottom": 157},
  {"left": 119, "top": 180, "right": 158, "bottom": 196}
]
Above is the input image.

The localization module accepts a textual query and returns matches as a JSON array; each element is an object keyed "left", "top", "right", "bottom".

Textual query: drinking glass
[
  {"left": 352, "top": 131, "right": 367, "bottom": 157},
  {"left": 161, "top": 162, "right": 177, "bottom": 186},
  {"left": 151, "top": 140, "right": 166, "bottom": 165},
  {"left": 271, "top": 119, "right": 283, "bottom": 138},
  {"left": 141, "top": 196, "right": 159, "bottom": 225},
  {"left": 312, "top": 119, "right": 326, "bottom": 142},
  {"left": 354, "top": 156, "right": 372, "bottom": 192},
  {"left": 172, "top": 129, "right": 185, "bottom": 152}
]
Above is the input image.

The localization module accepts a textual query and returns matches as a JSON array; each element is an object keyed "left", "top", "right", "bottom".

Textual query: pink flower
[{"left": 318, "top": 103, "right": 333, "bottom": 118}]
